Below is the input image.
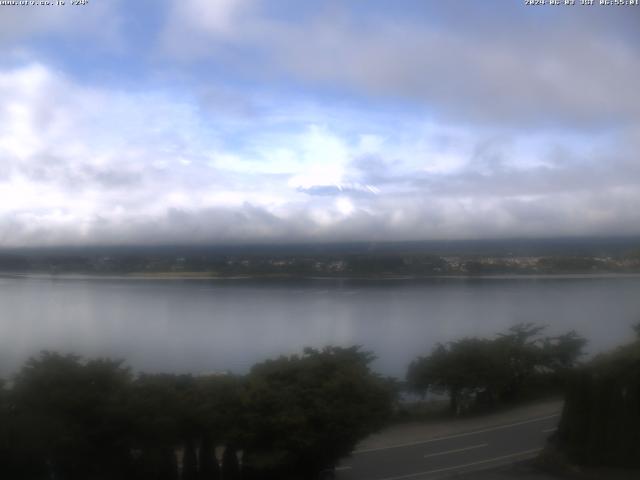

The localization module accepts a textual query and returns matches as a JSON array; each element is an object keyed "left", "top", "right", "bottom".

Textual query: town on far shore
[{"left": 2, "top": 237, "right": 640, "bottom": 277}]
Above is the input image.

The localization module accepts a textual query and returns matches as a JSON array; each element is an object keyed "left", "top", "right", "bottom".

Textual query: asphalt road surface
[{"left": 336, "top": 413, "right": 560, "bottom": 480}]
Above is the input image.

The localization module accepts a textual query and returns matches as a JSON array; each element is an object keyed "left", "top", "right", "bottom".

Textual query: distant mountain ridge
[{"left": 1, "top": 236, "right": 640, "bottom": 258}]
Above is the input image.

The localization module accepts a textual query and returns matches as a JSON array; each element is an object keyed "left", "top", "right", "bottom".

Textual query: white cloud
[
  {"left": 160, "top": 2, "right": 640, "bottom": 127},
  {"left": 179, "top": 0, "right": 254, "bottom": 36},
  {"left": 0, "top": 0, "right": 123, "bottom": 48},
  {"left": 1, "top": 61, "right": 640, "bottom": 247},
  {"left": 285, "top": 125, "right": 350, "bottom": 189},
  {"left": 335, "top": 197, "right": 354, "bottom": 217},
  {"left": 161, "top": 0, "right": 258, "bottom": 58}
]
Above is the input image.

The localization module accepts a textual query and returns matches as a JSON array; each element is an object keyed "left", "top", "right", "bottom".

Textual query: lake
[{"left": 1, "top": 274, "right": 639, "bottom": 378}]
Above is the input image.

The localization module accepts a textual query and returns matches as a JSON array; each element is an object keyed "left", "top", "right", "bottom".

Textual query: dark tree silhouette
[
  {"left": 241, "top": 346, "right": 394, "bottom": 478},
  {"left": 408, "top": 324, "right": 587, "bottom": 414},
  {"left": 0, "top": 347, "right": 394, "bottom": 479},
  {"left": 556, "top": 326, "right": 640, "bottom": 468}
]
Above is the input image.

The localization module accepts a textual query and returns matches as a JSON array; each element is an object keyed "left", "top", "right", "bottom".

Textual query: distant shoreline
[{"left": 3, "top": 271, "right": 640, "bottom": 282}]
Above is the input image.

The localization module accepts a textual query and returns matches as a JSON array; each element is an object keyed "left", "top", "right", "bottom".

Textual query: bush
[
  {"left": 0, "top": 347, "right": 394, "bottom": 480},
  {"left": 241, "top": 346, "right": 394, "bottom": 478},
  {"left": 556, "top": 337, "right": 640, "bottom": 468}
]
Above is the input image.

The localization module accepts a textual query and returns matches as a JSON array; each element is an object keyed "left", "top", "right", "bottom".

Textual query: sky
[{"left": 1, "top": 0, "right": 639, "bottom": 247}]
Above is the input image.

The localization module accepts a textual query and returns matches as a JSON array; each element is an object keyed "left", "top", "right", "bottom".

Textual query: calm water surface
[{"left": 1, "top": 274, "right": 639, "bottom": 377}]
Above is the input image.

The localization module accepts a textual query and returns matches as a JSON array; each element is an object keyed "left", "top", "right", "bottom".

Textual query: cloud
[
  {"left": 161, "top": 0, "right": 258, "bottom": 58},
  {"left": 160, "top": 1, "right": 640, "bottom": 127},
  {"left": 0, "top": 0, "right": 123, "bottom": 48},
  {"left": 175, "top": 0, "right": 254, "bottom": 37},
  {"left": 298, "top": 183, "right": 379, "bottom": 197},
  {"left": 1, "top": 57, "right": 640, "bottom": 247}
]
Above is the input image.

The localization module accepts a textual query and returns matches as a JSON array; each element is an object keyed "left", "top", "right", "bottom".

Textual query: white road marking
[
  {"left": 423, "top": 443, "right": 487, "bottom": 459},
  {"left": 373, "top": 448, "right": 543, "bottom": 480},
  {"left": 542, "top": 427, "right": 557, "bottom": 433},
  {"left": 354, "top": 413, "right": 559, "bottom": 454}
]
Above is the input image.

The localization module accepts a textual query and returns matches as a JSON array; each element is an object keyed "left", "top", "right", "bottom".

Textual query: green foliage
[
  {"left": 540, "top": 330, "right": 588, "bottom": 372},
  {"left": 195, "top": 374, "right": 244, "bottom": 442},
  {"left": 557, "top": 337, "right": 640, "bottom": 468},
  {"left": 0, "top": 347, "right": 394, "bottom": 479},
  {"left": 7, "top": 352, "right": 133, "bottom": 479},
  {"left": 407, "top": 324, "right": 586, "bottom": 414},
  {"left": 408, "top": 338, "right": 510, "bottom": 412},
  {"left": 241, "top": 346, "right": 394, "bottom": 477},
  {"left": 0, "top": 377, "right": 12, "bottom": 473},
  {"left": 127, "top": 372, "right": 243, "bottom": 479}
]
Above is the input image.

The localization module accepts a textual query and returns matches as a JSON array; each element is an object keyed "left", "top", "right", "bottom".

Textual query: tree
[
  {"left": 198, "top": 434, "right": 221, "bottom": 479},
  {"left": 540, "top": 330, "right": 588, "bottom": 373},
  {"left": 408, "top": 338, "right": 510, "bottom": 413},
  {"left": 408, "top": 324, "right": 587, "bottom": 413},
  {"left": 9, "top": 352, "right": 133, "bottom": 480},
  {"left": 222, "top": 445, "right": 241, "bottom": 480},
  {"left": 556, "top": 333, "right": 640, "bottom": 468},
  {"left": 240, "top": 346, "right": 394, "bottom": 478},
  {"left": 128, "top": 374, "right": 192, "bottom": 480},
  {"left": 495, "top": 323, "right": 548, "bottom": 401},
  {"left": 0, "top": 377, "right": 15, "bottom": 476},
  {"left": 1, "top": 347, "right": 394, "bottom": 479},
  {"left": 195, "top": 374, "right": 244, "bottom": 447}
]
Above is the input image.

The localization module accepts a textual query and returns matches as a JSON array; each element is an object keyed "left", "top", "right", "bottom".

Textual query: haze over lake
[{"left": 1, "top": 274, "right": 638, "bottom": 377}]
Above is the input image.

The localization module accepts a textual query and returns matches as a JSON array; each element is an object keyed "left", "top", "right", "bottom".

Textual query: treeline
[
  {"left": 0, "top": 347, "right": 393, "bottom": 480},
  {"left": 0, "top": 324, "right": 597, "bottom": 479},
  {"left": 407, "top": 323, "right": 587, "bottom": 415},
  {"left": 2, "top": 252, "right": 640, "bottom": 276}
]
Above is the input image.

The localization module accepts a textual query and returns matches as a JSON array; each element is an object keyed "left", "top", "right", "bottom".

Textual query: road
[{"left": 335, "top": 413, "right": 560, "bottom": 480}]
